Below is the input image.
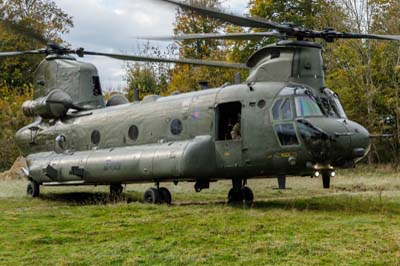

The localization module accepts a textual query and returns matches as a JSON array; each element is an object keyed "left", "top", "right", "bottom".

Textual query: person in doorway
[
  {"left": 226, "top": 118, "right": 234, "bottom": 140},
  {"left": 231, "top": 120, "right": 241, "bottom": 140}
]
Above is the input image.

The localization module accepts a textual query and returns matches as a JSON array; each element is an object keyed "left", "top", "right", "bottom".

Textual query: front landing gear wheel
[
  {"left": 322, "top": 172, "right": 331, "bottom": 189},
  {"left": 228, "top": 188, "right": 243, "bottom": 203},
  {"left": 241, "top": 187, "right": 254, "bottom": 205},
  {"left": 27, "top": 181, "right": 40, "bottom": 197},
  {"left": 159, "top": 187, "right": 172, "bottom": 205},
  {"left": 144, "top": 188, "right": 160, "bottom": 204},
  {"left": 110, "top": 184, "right": 123, "bottom": 196}
]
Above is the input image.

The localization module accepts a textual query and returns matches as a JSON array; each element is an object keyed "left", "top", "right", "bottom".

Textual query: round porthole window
[
  {"left": 128, "top": 125, "right": 139, "bottom": 141},
  {"left": 91, "top": 130, "right": 101, "bottom": 145},
  {"left": 55, "top": 135, "right": 66, "bottom": 149},
  {"left": 258, "top": 99, "right": 266, "bottom": 109},
  {"left": 170, "top": 119, "right": 183, "bottom": 135}
]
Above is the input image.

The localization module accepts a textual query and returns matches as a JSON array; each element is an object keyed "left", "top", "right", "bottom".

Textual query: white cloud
[{"left": 54, "top": 0, "right": 247, "bottom": 90}]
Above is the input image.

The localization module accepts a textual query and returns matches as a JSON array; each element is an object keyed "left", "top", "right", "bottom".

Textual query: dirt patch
[{"left": 0, "top": 156, "right": 27, "bottom": 181}]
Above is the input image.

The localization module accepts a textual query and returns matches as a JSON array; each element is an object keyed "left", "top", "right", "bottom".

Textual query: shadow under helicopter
[{"left": 37, "top": 191, "right": 400, "bottom": 215}]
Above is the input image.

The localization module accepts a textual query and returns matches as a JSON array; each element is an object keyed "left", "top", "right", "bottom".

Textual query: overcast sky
[{"left": 54, "top": 0, "right": 248, "bottom": 90}]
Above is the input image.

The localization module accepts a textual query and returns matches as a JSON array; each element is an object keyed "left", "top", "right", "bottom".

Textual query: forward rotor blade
[
  {"left": 0, "top": 50, "right": 44, "bottom": 58},
  {"left": 306, "top": 30, "right": 400, "bottom": 42},
  {"left": 333, "top": 33, "right": 400, "bottom": 42},
  {"left": 157, "top": 0, "right": 290, "bottom": 32},
  {"left": 138, "top": 32, "right": 285, "bottom": 41},
  {"left": 81, "top": 50, "right": 247, "bottom": 69}
]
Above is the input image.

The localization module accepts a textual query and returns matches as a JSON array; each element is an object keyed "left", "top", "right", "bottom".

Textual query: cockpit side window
[
  {"left": 272, "top": 97, "right": 299, "bottom": 146},
  {"left": 272, "top": 98, "right": 293, "bottom": 121},
  {"left": 272, "top": 99, "right": 282, "bottom": 120},
  {"left": 281, "top": 99, "right": 293, "bottom": 120},
  {"left": 275, "top": 124, "right": 299, "bottom": 146}
]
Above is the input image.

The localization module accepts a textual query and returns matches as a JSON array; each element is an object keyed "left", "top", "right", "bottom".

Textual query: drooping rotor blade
[
  {"left": 80, "top": 50, "right": 247, "bottom": 69},
  {"left": 137, "top": 32, "right": 285, "bottom": 41},
  {"left": 157, "top": 0, "right": 291, "bottom": 32},
  {"left": 0, "top": 50, "right": 44, "bottom": 58}
]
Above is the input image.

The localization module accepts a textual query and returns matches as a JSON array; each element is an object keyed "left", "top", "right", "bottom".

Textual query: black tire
[
  {"left": 143, "top": 188, "right": 160, "bottom": 204},
  {"left": 159, "top": 187, "right": 172, "bottom": 205},
  {"left": 27, "top": 181, "right": 40, "bottom": 198},
  {"left": 241, "top": 187, "right": 254, "bottom": 205},
  {"left": 228, "top": 188, "right": 243, "bottom": 203},
  {"left": 322, "top": 172, "right": 331, "bottom": 189},
  {"left": 194, "top": 182, "right": 202, "bottom": 192},
  {"left": 110, "top": 184, "right": 123, "bottom": 196}
]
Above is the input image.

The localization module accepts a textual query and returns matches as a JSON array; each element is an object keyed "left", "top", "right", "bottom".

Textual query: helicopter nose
[
  {"left": 297, "top": 118, "right": 371, "bottom": 166},
  {"left": 344, "top": 120, "right": 371, "bottom": 161}
]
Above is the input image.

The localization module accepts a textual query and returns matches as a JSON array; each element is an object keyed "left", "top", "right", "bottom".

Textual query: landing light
[
  {"left": 331, "top": 171, "right": 336, "bottom": 177},
  {"left": 314, "top": 171, "right": 320, "bottom": 177}
]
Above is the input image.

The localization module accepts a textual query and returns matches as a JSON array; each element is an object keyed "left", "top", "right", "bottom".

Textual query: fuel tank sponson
[{"left": 26, "top": 136, "right": 216, "bottom": 184}]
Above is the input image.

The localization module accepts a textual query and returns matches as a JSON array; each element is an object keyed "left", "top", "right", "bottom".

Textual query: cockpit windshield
[
  {"left": 295, "top": 95, "right": 324, "bottom": 117},
  {"left": 323, "top": 89, "right": 347, "bottom": 118}
]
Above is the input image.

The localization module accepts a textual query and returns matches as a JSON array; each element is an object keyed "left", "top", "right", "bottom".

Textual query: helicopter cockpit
[
  {"left": 271, "top": 85, "right": 370, "bottom": 167},
  {"left": 274, "top": 86, "right": 348, "bottom": 119}
]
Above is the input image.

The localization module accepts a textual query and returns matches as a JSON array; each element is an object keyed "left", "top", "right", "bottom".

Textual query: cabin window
[
  {"left": 128, "top": 125, "right": 139, "bottom": 141},
  {"left": 170, "top": 119, "right": 183, "bottom": 135},
  {"left": 216, "top": 102, "right": 242, "bottom": 141},
  {"left": 56, "top": 135, "right": 66, "bottom": 149},
  {"left": 92, "top": 76, "right": 102, "bottom": 96},
  {"left": 275, "top": 124, "right": 299, "bottom": 146},
  {"left": 91, "top": 130, "right": 101, "bottom": 145},
  {"left": 258, "top": 100, "right": 266, "bottom": 109}
]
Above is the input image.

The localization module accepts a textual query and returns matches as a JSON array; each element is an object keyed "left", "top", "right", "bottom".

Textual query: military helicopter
[{"left": 1, "top": 0, "right": 399, "bottom": 205}]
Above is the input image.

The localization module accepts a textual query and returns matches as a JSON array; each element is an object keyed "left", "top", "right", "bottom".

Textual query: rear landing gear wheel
[
  {"left": 322, "top": 172, "right": 331, "bottom": 189},
  {"left": 27, "top": 181, "right": 40, "bottom": 197},
  {"left": 159, "top": 187, "right": 172, "bottom": 205},
  {"left": 110, "top": 184, "right": 123, "bottom": 196},
  {"left": 144, "top": 188, "right": 160, "bottom": 204}
]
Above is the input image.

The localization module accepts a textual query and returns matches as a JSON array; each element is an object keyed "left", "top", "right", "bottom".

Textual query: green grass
[{"left": 1, "top": 165, "right": 400, "bottom": 265}]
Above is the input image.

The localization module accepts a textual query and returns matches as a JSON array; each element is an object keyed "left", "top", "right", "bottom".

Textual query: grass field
[{"left": 0, "top": 166, "right": 400, "bottom": 266}]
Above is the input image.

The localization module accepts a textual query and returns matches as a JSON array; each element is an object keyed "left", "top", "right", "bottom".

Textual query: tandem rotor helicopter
[{"left": 1, "top": 0, "right": 399, "bottom": 204}]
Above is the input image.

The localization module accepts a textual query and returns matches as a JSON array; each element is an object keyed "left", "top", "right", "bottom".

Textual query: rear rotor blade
[
  {"left": 137, "top": 32, "right": 285, "bottom": 41},
  {"left": 81, "top": 50, "right": 247, "bottom": 69},
  {"left": 157, "top": 0, "right": 290, "bottom": 32},
  {"left": 0, "top": 50, "right": 44, "bottom": 58}
]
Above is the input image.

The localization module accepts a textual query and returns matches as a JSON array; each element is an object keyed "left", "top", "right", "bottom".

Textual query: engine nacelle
[{"left": 22, "top": 90, "right": 73, "bottom": 119}]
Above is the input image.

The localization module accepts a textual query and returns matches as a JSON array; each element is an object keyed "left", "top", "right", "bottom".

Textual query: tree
[
  {"left": 326, "top": 0, "right": 400, "bottom": 164},
  {"left": 166, "top": 0, "right": 243, "bottom": 94},
  {"left": 229, "top": 0, "right": 347, "bottom": 62},
  {"left": 0, "top": 0, "right": 73, "bottom": 170},
  {"left": 125, "top": 44, "right": 176, "bottom": 100},
  {"left": 0, "top": 0, "right": 73, "bottom": 88},
  {"left": 0, "top": 84, "right": 32, "bottom": 171}
]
